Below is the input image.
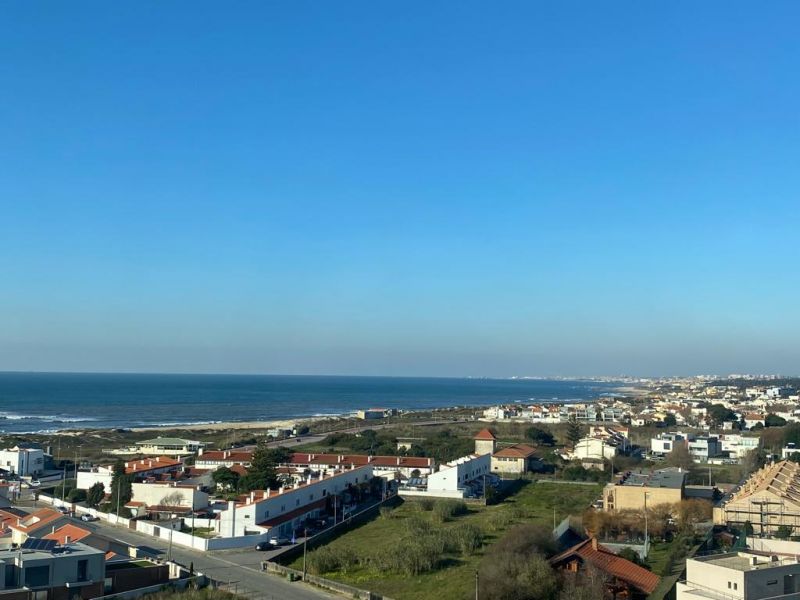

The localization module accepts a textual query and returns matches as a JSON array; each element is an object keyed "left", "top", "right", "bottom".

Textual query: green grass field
[{"left": 288, "top": 481, "right": 602, "bottom": 600}]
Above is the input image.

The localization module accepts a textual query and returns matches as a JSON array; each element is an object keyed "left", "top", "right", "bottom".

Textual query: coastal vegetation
[{"left": 287, "top": 481, "right": 602, "bottom": 600}]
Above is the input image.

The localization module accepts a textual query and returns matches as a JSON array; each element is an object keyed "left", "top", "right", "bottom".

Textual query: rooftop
[
  {"left": 694, "top": 552, "right": 799, "bottom": 572},
  {"left": 137, "top": 437, "right": 201, "bottom": 446},
  {"left": 616, "top": 468, "right": 685, "bottom": 489}
]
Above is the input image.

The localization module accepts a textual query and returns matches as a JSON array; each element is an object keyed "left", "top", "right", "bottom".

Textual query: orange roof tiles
[
  {"left": 493, "top": 444, "right": 537, "bottom": 459},
  {"left": 474, "top": 428, "right": 497, "bottom": 440},
  {"left": 550, "top": 538, "right": 659, "bottom": 594},
  {"left": 43, "top": 523, "right": 92, "bottom": 545}
]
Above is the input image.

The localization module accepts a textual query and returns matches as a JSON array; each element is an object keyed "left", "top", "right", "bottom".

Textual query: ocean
[{"left": 0, "top": 372, "right": 620, "bottom": 434}]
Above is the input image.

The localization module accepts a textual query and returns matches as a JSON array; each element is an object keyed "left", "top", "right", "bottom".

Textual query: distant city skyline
[{"left": 2, "top": 3, "right": 799, "bottom": 377}]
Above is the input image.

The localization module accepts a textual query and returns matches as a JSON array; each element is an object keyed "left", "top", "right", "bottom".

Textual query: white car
[{"left": 80, "top": 514, "right": 98, "bottom": 522}]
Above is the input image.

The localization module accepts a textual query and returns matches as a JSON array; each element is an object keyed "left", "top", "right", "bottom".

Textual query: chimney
[
  {"left": 249, "top": 491, "right": 255, "bottom": 503},
  {"left": 224, "top": 451, "right": 229, "bottom": 459},
  {"left": 64, "top": 535, "right": 71, "bottom": 545},
  {"left": 279, "top": 486, "right": 284, "bottom": 494},
  {"left": 397, "top": 457, "right": 401, "bottom": 465},
  {"left": 591, "top": 538, "right": 598, "bottom": 551},
  {"left": 752, "top": 557, "right": 759, "bottom": 565}
]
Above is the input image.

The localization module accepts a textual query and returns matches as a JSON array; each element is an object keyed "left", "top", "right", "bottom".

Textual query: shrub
[
  {"left": 432, "top": 499, "right": 468, "bottom": 523},
  {"left": 306, "top": 546, "right": 358, "bottom": 575},
  {"left": 67, "top": 488, "right": 87, "bottom": 503},
  {"left": 451, "top": 523, "right": 484, "bottom": 555},
  {"left": 405, "top": 515, "right": 430, "bottom": 536},
  {"left": 415, "top": 498, "right": 435, "bottom": 512},
  {"left": 487, "top": 510, "right": 515, "bottom": 532}
]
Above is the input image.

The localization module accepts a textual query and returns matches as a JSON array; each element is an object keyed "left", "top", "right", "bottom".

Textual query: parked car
[
  {"left": 255, "top": 541, "right": 271, "bottom": 551},
  {"left": 56, "top": 506, "right": 70, "bottom": 514},
  {"left": 269, "top": 536, "right": 290, "bottom": 547},
  {"left": 80, "top": 514, "right": 98, "bottom": 522}
]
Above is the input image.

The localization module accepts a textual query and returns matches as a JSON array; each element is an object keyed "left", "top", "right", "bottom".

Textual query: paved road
[{"left": 78, "top": 518, "right": 335, "bottom": 600}]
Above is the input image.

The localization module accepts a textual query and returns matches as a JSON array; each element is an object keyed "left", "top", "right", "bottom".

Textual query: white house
[
  {"left": 0, "top": 447, "right": 45, "bottom": 477},
  {"left": 423, "top": 454, "right": 491, "bottom": 498},
  {"left": 77, "top": 456, "right": 183, "bottom": 490},
  {"left": 651, "top": 432, "right": 690, "bottom": 457},
  {"left": 219, "top": 465, "right": 373, "bottom": 537},
  {"left": 720, "top": 434, "right": 760, "bottom": 460},
  {"left": 125, "top": 482, "right": 209, "bottom": 517},
  {"left": 570, "top": 437, "right": 619, "bottom": 461},
  {"left": 677, "top": 552, "right": 800, "bottom": 599}
]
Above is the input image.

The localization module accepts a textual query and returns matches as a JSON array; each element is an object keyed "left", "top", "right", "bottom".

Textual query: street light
[{"left": 644, "top": 492, "right": 651, "bottom": 547}]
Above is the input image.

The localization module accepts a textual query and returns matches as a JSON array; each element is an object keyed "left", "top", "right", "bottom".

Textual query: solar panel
[{"left": 21, "top": 538, "right": 58, "bottom": 552}]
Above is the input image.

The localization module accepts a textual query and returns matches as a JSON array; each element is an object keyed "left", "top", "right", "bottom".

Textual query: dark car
[{"left": 255, "top": 541, "right": 271, "bottom": 551}]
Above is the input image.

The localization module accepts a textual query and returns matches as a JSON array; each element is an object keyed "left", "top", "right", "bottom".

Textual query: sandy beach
[{"left": 129, "top": 416, "right": 322, "bottom": 433}]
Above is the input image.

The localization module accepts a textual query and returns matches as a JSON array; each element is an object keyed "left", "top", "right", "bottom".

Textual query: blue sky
[{"left": 1, "top": 2, "right": 799, "bottom": 377}]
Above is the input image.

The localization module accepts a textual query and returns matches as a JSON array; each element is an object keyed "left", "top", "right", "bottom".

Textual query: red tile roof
[
  {"left": 493, "top": 444, "right": 537, "bottom": 459},
  {"left": 474, "top": 428, "right": 497, "bottom": 441},
  {"left": 43, "top": 523, "right": 92, "bottom": 545},
  {"left": 9, "top": 508, "right": 67, "bottom": 534},
  {"left": 289, "top": 453, "right": 432, "bottom": 469},
  {"left": 197, "top": 450, "right": 254, "bottom": 463},
  {"left": 550, "top": 538, "right": 659, "bottom": 594}
]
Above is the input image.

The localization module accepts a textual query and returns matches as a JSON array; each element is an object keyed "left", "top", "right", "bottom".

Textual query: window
[
  {"left": 77, "top": 559, "right": 88, "bottom": 582},
  {"left": 767, "top": 580, "right": 777, "bottom": 585},
  {"left": 25, "top": 565, "right": 50, "bottom": 588},
  {"left": 733, "top": 583, "right": 738, "bottom": 590}
]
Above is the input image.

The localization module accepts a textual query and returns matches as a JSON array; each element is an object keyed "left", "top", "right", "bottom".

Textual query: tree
[
  {"left": 665, "top": 444, "right": 693, "bottom": 470},
  {"left": 86, "top": 482, "right": 105, "bottom": 508},
  {"left": 479, "top": 550, "right": 558, "bottom": 600},
  {"left": 240, "top": 441, "right": 285, "bottom": 491},
  {"left": 109, "top": 460, "right": 132, "bottom": 513},
  {"left": 663, "top": 413, "right": 677, "bottom": 427},
  {"left": 212, "top": 466, "right": 240, "bottom": 491},
  {"left": 707, "top": 404, "right": 737, "bottom": 427},
  {"left": 526, "top": 426, "right": 555, "bottom": 446},
  {"left": 776, "top": 524, "right": 793, "bottom": 539},
  {"left": 566, "top": 419, "right": 583, "bottom": 447},
  {"left": 765, "top": 413, "right": 787, "bottom": 427},
  {"left": 676, "top": 499, "right": 712, "bottom": 531}
]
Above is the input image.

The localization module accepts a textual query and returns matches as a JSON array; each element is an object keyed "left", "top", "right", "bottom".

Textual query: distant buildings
[
  {"left": 650, "top": 432, "right": 722, "bottom": 462},
  {"left": 491, "top": 444, "right": 542, "bottom": 475},
  {"left": 105, "top": 437, "right": 205, "bottom": 456},
  {"left": 677, "top": 552, "right": 800, "bottom": 599},
  {"left": 76, "top": 456, "right": 183, "bottom": 491},
  {"left": 356, "top": 408, "right": 396, "bottom": 420}
]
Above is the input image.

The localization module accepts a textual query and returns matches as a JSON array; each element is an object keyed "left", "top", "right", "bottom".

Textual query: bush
[
  {"left": 372, "top": 536, "right": 444, "bottom": 576},
  {"left": 415, "top": 498, "right": 435, "bottom": 512},
  {"left": 405, "top": 515, "right": 430, "bottom": 536},
  {"left": 451, "top": 523, "right": 484, "bottom": 555},
  {"left": 306, "top": 546, "right": 359, "bottom": 575},
  {"left": 67, "top": 488, "right": 87, "bottom": 503},
  {"left": 432, "top": 499, "right": 468, "bottom": 523}
]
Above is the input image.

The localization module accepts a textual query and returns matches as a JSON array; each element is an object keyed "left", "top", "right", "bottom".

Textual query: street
[{"left": 73, "top": 517, "right": 334, "bottom": 600}]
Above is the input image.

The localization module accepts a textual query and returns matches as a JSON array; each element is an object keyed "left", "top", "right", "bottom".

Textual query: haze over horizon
[{"left": 2, "top": 3, "right": 799, "bottom": 377}]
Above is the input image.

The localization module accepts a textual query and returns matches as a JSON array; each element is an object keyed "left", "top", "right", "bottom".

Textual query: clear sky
[{"left": 1, "top": 2, "right": 799, "bottom": 377}]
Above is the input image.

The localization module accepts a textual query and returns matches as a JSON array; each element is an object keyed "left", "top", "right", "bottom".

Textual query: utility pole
[
  {"left": 644, "top": 492, "right": 650, "bottom": 547},
  {"left": 61, "top": 463, "right": 67, "bottom": 502},
  {"left": 302, "top": 527, "right": 308, "bottom": 581},
  {"left": 115, "top": 478, "right": 122, "bottom": 522},
  {"left": 475, "top": 569, "right": 479, "bottom": 600}
]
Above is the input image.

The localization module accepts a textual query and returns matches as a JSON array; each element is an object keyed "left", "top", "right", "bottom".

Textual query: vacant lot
[{"left": 287, "top": 481, "right": 602, "bottom": 600}]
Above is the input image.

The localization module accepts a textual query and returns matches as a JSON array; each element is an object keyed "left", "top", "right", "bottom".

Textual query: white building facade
[{"left": 0, "top": 447, "right": 45, "bottom": 477}]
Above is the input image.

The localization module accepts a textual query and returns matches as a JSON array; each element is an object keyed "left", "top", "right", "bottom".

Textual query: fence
[{"left": 89, "top": 574, "right": 207, "bottom": 600}]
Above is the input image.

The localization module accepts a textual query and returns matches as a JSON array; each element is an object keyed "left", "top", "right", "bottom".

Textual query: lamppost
[
  {"left": 644, "top": 492, "right": 651, "bottom": 547},
  {"left": 302, "top": 527, "right": 308, "bottom": 581}
]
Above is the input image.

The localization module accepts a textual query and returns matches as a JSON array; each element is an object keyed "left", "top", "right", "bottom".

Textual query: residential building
[
  {"left": 677, "top": 552, "right": 800, "bottom": 599},
  {"left": 124, "top": 482, "right": 208, "bottom": 518},
  {"left": 490, "top": 444, "right": 542, "bottom": 475},
  {"left": 0, "top": 447, "right": 45, "bottom": 477},
  {"left": 8, "top": 508, "right": 73, "bottom": 545},
  {"left": 744, "top": 413, "right": 767, "bottom": 430},
  {"left": 219, "top": 465, "right": 373, "bottom": 537},
  {"left": 396, "top": 437, "right": 425, "bottom": 452},
  {"left": 423, "top": 454, "right": 491, "bottom": 498},
  {"left": 76, "top": 456, "right": 183, "bottom": 491},
  {"left": 0, "top": 541, "right": 106, "bottom": 597},
  {"left": 570, "top": 436, "right": 619, "bottom": 461},
  {"left": 651, "top": 432, "right": 690, "bottom": 457},
  {"left": 782, "top": 444, "right": 800, "bottom": 459},
  {"left": 473, "top": 429, "right": 497, "bottom": 456},
  {"left": 688, "top": 436, "right": 723, "bottom": 461},
  {"left": 714, "top": 460, "right": 800, "bottom": 535},
  {"left": 286, "top": 453, "right": 434, "bottom": 479},
  {"left": 720, "top": 434, "right": 761, "bottom": 460},
  {"left": 549, "top": 538, "right": 660, "bottom": 599},
  {"left": 603, "top": 468, "right": 686, "bottom": 512},
  {"left": 195, "top": 449, "right": 254, "bottom": 471}
]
